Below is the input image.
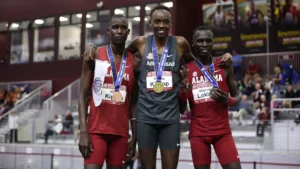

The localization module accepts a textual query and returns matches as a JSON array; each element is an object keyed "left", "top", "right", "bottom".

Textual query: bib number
[{"left": 146, "top": 71, "right": 173, "bottom": 92}]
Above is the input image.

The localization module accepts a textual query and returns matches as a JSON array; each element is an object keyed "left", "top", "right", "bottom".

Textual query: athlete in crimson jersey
[
  {"left": 187, "top": 57, "right": 231, "bottom": 137},
  {"left": 179, "top": 26, "right": 242, "bottom": 169},
  {"left": 88, "top": 46, "right": 134, "bottom": 137},
  {"left": 78, "top": 15, "right": 138, "bottom": 169}
]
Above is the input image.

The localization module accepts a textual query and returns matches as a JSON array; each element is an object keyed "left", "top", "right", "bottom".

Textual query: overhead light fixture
[
  {"left": 114, "top": 9, "right": 124, "bottom": 14},
  {"left": 6, "top": 24, "right": 8, "bottom": 27},
  {"left": 133, "top": 17, "right": 140, "bottom": 21},
  {"left": 86, "top": 23, "right": 93, "bottom": 28},
  {"left": 76, "top": 14, "right": 82, "bottom": 18},
  {"left": 34, "top": 19, "right": 44, "bottom": 25},
  {"left": 145, "top": 18, "right": 148, "bottom": 21},
  {"left": 11, "top": 23, "right": 19, "bottom": 28},
  {"left": 59, "top": 16, "right": 68, "bottom": 22},
  {"left": 163, "top": 2, "right": 173, "bottom": 8},
  {"left": 86, "top": 14, "right": 91, "bottom": 18},
  {"left": 145, "top": 6, "right": 151, "bottom": 11},
  {"left": 135, "top": 6, "right": 141, "bottom": 10}
]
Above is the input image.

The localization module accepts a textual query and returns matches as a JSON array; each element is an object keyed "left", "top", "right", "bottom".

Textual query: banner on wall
[
  {"left": 272, "top": 0, "right": 300, "bottom": 52},
  {"left": 236, "top": 0, "right": 269, "bottom": 54},
  {"left": 202, "top": 0, "right": 235, "bottom": 56},
  {"left": 38, "top": 27, "right": 55, "bottom": 52}
]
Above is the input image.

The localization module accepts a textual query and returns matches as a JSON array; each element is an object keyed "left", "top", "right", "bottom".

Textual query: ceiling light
[
  {"left": 114, "top": 9, "right": 124, "bottom": 14},
  {"left": 11, "top": 23, "right": 19, "bottom": 28},
  {"left": 34, "top": 19, "right": 44, "bottom": 25},
  {"left": 144, "top": 18, "right": 148, "bottom": 21},
  {"left": 76, "top": 14, "right": 82, "bottom": 18},
  {"left": 59, "top": 16, "right": 68, "bottom": 22},
  {"left": 133, "top": 17, "right": 140, "bottom": 21},
  {"left": 86, "top": 23, "right": 93, "bottom": 28},
  {"left": 86, "top": 14, "right": 91, "bottom": 18},
  {"left": 135, "top": 6, "right": 141, "bottom": 10},
  {"left": 163, "top": 2, "right": 173, "bottom": 8},
  {"left": 145, "top": 6, "right": 151, "bottom": 10}
]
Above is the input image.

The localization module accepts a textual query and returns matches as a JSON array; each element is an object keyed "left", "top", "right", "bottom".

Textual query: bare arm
[
  {"left": 127, "top": 37, "right": 146, "bottom": 59},
  {"left": 226, "top": 66, "right": 241, "bottom": 107},
  {"left": 78, "top": 49, "right": 96, "bottom": 158},
  {"left": 176, "top": 36, "right": 195, "bottom": 63}
]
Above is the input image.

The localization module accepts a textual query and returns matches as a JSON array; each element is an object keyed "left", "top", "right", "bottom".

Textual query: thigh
[
  {"left": 213, "top": 134, "right": 240, "bottom": 166},
  {"left": 190, "top": 136, "right": 212, "bottom": 166},
  {"left": 106, "top": 135, "right": 128, "bottom": 166},
  {"left": 139, "top": 149, "right": 157, "bottom": 169},
  {"left": 137, "top": 123, "right": 158, "bottom": 149},
  {"left": 158, "top": 123, "right": 180, "bottom": 150},
  {"left": 84, "top": 134, "right": 107, "bottom": 166},
  {"left": 160, "top": 149, "right": 180, "bottom": 169}
]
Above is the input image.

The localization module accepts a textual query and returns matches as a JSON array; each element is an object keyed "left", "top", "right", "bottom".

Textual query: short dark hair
[
  {"left": 110, "top": 14, "right": 128, "bottom": 26},
  {"left": 150, "top": 5, "right": 172, "bottom": 18},
  {"left": 192, "top": 25, "right": 214, "bottom": 36}
]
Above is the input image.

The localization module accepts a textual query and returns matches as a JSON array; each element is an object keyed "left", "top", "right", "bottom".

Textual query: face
[
  {"left": 287, "top": 85, "right": 293, "bottom": 92},
  {"left": 242, "top": 95, "right": 248, "bottom": 101},
  {"left": 217, "top": 6, "right": 221, "bottom": 13},
  {"left": 107, "top": 17, "right": 130, "bottom": 45},
  {"left": 192, "top": 30, "right": 214, "bottom": 57},
  {"left": 260, "top": 95, "right": 266, "bottom": 102},
  {"left": 255, "top": 83, "right": 261, "bottom": 90},
  {"left": 149, "top": 9, "right": 172, "bottom": 39}
]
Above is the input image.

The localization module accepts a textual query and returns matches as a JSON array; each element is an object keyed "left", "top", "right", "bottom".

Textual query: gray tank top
[{"left": 137, "top": 35, "right": 181, "bottom": 124}]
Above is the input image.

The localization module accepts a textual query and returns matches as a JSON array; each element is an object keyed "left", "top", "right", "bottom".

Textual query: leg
[
  {"left": 190, "top": 137, "right": 212, "bottom": 169},
  {"left": 158, "top": 123, "right": 181, "bottom": 169},
  {"left": 84, "top": 134, "right": 107, "bottom": 169},
  {"left": 10, "top": 129, "right": 13, "bottom": 143},
  {"left": 212, "top": 134, "right": 241, "bottom": 169},
  {"left": 14, "top": 129, "right": 18, "bottom": 143},
  {"left": 137, "top": 123, "right": 159, "bottom": 169},
  {"left": 106, "top": 135, "right": 129, "bottom": 169}
]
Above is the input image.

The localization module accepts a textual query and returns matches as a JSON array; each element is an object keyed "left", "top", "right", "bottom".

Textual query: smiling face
[{"left": 149, "top": 9, "right": 172, "bottom": 39}]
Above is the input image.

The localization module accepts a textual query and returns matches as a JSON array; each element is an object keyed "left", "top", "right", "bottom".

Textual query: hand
[
  {"left": 210, "top": 88, "right": 229, "bottom": 104},
  {"left": 78, "top": 130, "right": 93, "bottom": 159},
  {"left": 126, "top": 138, "right": 136, "bottom": 162},
  {"left": 82, "top": 43, "right": 96, "bottom": 61},
  {"left": 218, "top": 53, "right": 232, "bottom": 68},
  {"left": 179, "top": 65, "right": 191, "bottom": 93}
]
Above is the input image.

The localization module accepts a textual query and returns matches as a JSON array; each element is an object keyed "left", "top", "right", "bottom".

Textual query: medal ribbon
[
  {"left": 194, "top": 59, "right": 219, "bottom": 88},
  {"left": 151, "top": 35, "right": 171, "bottom": 83},
  {"left": 107, "top": 45, "right": 127, "bottom": 92}
]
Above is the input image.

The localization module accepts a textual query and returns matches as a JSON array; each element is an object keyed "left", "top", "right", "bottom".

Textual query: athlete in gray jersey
[{"left": 137, "top": 35, "right": 181, "bottom": 124}]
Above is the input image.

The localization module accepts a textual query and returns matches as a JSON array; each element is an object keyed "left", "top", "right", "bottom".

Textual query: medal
[
  {"left": 153, "top": 82, "right": 164, "bottom": 93},
  {"left": 107, "top": 45, "right": 127, "bottom": 102},
  {"left": 151, "top": 35, "right": 170, "bottom": 93},
  {"left": 112, "top": 91, "right": 123, "bottom": 102}
]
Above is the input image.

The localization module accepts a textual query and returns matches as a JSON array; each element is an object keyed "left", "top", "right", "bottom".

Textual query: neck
[
  {"left": 110, "top": 43, "right": 125, "bottom": 56},
  {"left": 154, "top": 35, "right": 168, "bottom": 48},
  {"left": 196, "top": 55, "right": 212, "bottom": 66}
]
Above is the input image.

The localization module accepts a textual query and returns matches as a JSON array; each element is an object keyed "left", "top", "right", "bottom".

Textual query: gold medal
[
  {"left": 112, "top": 91, "right": 122, "bottom": 102},
  {"left": 153, "top": 82, "right": 164, "bottom": 93}
]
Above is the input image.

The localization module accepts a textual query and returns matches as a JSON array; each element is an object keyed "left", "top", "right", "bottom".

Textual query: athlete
[
  {"left": 246, "top": 1, "right": 264, "bottom": 30},
  {"left": 78, "top": 15, "right": 138, "bottom": 169},
  {"left": 83, "top": 5, "right": 233, "bottom": 169},
  {"left": 179, "top": 26, "right": 242, "bottom": 169}
]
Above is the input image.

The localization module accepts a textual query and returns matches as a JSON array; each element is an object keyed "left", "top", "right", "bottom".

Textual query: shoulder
[
  {"left": 131, "top": 36, "right": 147, "bottom": 45},
  {"left": 175, "top": 36, "right": 189, "bottom": 49}
]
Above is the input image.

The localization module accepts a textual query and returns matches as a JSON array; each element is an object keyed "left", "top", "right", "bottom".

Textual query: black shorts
[{"left": 137, "top": 122, "right": 180, "bottom": 150}]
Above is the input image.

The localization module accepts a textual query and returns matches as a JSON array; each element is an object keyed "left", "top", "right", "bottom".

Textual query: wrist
[{"left": 226, "top": 97, "right": 236, "bottom": 106}]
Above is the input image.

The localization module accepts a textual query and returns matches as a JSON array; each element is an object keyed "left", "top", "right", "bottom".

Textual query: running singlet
[
  {"left": 136, "top": 35, "right": 181, "bottom": 124},
  {"left": 88, "top": 46, "right": 135, "bottom": 137},
  {"left": 187, "top": 58, "right": 231, "bottom": 136}
]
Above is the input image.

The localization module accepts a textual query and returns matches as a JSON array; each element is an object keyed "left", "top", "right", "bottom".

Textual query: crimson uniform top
[
  {"left": 186, "top": 58, "right": 231, "bottom": 137},
  {"left": 88, "top": 46, "right": 135, "bottom": 137}
]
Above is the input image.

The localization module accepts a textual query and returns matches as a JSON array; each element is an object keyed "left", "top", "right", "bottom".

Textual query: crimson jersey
[
  {"left": 186, "top": 58, "right": 231, "bottom": 137},
  {"left": 88, "top": 46, "right": 135, "bottom": 137}
]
